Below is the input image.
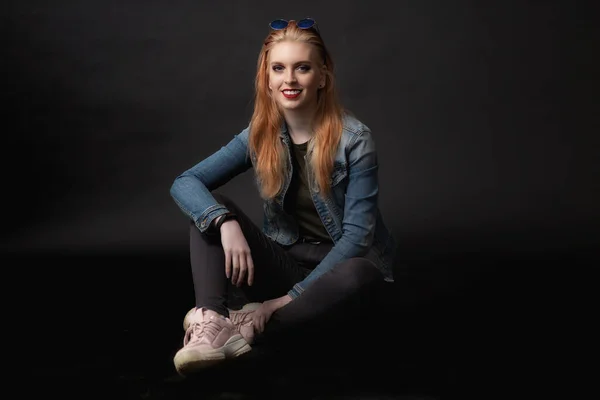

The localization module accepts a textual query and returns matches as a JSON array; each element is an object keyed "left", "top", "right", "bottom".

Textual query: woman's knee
[
  {"left": 211, "top": 192, "right": 229, "bottom": 205},
  {"left": 211, "top": 192, "right": 242, "bottom": 214},
  {"left": 332, "top": 257, "right": 384, "bottom": 289}
]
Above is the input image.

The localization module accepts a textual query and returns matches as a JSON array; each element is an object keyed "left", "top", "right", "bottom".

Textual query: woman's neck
[{"left": 283, "top": 108, "right": 316, "bottom": 144}]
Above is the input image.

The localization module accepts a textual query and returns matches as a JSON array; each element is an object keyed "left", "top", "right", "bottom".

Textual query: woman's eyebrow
[{"left": 270, "top": 60, "right": 312, "bottom": 65}]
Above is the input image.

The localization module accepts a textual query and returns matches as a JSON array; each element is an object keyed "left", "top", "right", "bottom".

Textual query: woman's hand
[
  {"left": 218, "top": 217, "right": 254, "bottom": 287},
  {"left": 252, "top": 295, "right": 292, "bottom": 333}
]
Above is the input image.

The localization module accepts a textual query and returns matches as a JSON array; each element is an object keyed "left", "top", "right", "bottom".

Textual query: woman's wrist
[
  {"left": 213, "top": 212, "right": 237, "bottom": 232},
  {"left": 274, "top": 294, "right": 292, "bottom": 308},
  {"left": 212, "top": 215, "right": 224, "bottom": 227}
]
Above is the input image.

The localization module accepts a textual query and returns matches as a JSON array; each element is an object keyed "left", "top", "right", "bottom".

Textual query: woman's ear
[{"left": 319, "top": 65, "right": 327, "bottom": 88}]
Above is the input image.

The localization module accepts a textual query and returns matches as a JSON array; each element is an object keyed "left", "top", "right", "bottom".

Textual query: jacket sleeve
[{"left": 170, "top": 126, "right": 252, "bottom": 233}]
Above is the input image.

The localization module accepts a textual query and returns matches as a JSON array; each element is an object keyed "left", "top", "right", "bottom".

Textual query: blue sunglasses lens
[
  {"left": 270, "top": 19, "right": 288, "bottom": 30},
  {"left": 297, "top": 18, "right": 315, "bottom": 29}
]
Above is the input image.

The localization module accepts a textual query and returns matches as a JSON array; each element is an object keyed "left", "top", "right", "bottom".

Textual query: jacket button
[
  {"left": 200, "top": 220, "right": 206, "bottom": 227},
  {"left": 325, "top": 217, "right": 332, "bottom": 223}
]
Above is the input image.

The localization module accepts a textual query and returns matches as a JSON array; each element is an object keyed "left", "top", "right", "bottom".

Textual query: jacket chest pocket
[
  {"left": 331, "top": 162, "right": 348, "bottom": 187},
  {"left": 330, "top": 162, "right": 348, "bottom": 209}
]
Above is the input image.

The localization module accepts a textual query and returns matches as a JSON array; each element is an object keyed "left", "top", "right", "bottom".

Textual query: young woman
[{"left": 169, "top": 18, "right": 397, "bottom": 376}]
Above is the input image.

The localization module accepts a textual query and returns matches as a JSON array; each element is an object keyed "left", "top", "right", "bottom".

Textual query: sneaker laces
[
  {"left": 183, "top": 316, "right": 220, "bottom": 346},
  {"left": 229, "top": 310, "right": 254, "bottom": 327}
]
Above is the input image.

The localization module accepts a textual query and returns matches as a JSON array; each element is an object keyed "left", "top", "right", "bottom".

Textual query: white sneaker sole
[{"left": 174, "top": 334, "right": 251, "bottom": 376}]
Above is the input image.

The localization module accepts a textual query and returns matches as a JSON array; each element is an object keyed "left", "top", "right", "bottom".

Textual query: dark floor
[{"left": 11, "top": 247, "right": 588, "bottom": 399}]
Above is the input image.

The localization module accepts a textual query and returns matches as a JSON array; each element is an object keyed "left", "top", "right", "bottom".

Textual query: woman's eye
[{"left": 272, "top": 65, "right": 310, "bottom": 72}]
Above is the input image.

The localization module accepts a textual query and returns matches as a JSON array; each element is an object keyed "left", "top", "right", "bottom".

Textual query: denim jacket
[{"left": 170, "top": 113, "right": 396, "bottom": 299}]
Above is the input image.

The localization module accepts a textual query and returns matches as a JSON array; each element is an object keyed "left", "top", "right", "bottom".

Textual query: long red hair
[{"left": 248, "top": 21, "right": 344, "bottom": 199}]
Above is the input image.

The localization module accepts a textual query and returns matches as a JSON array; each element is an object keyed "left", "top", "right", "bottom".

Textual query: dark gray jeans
[{"left": 189, "top": 193, "right": 387, "bottom": 345}]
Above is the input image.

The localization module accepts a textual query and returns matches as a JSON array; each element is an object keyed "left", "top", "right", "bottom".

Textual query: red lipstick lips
[{"left": 282, "top": 89, "right": 301, "bottom": 99}]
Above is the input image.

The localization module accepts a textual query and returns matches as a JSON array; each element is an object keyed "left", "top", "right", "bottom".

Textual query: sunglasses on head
[{"left": 269, "top": 18, "right": 319, "bottom": 32}]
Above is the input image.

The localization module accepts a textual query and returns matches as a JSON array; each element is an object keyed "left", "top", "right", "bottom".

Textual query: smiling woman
[
  {"left": 169, "top": 18, "right": 397, "bottom": 377},
  {"left": 268, "top": 42, "right": 325, "bottom": 113}
]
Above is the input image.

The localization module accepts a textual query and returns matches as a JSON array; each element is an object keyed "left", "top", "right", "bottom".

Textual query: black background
[{"left": 4, "top": 0, "right": 596, "bottom": 398}]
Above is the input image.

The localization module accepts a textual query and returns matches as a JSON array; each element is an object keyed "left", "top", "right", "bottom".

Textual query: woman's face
[{"left": 268, "top": 41, "right": 325, "bottom": 112}]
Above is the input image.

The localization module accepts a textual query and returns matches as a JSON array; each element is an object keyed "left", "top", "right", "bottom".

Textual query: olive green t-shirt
[{"left": 284, "top": 141, "right": 332, "bottom": 243}]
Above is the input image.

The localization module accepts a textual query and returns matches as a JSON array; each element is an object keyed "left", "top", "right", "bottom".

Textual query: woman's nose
[{"left": 284, "top": 72, "right": 297, "bottom": 85}]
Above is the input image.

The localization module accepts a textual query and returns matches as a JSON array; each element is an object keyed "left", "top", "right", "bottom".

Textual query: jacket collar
[{"left": 278, "top": 119, "right": 315, "bottom": 156}]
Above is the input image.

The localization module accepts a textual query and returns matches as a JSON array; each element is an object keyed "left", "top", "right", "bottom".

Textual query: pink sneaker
[
  {"left": 228, "top": 302, "right": 261, "bottom": 345},
  {"left": 183, "top": 303, "right": 262, "bottom": 344},
  {"left": 173, "top": 308, "right": 251, "bottom": 376}
]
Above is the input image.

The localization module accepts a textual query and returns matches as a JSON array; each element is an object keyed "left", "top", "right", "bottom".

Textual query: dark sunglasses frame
[{"left": 269, "top": 18, "right": 320, "bottom": 33}]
